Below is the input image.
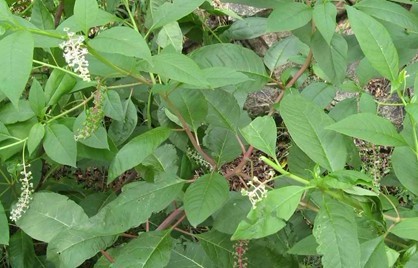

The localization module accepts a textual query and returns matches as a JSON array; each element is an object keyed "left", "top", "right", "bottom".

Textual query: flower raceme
[
  {"left": 59, "top": 28, "right": 91, "bottom": 82},
  {"left": 10, "top": 163, "right": 34, "bottom": 222}
]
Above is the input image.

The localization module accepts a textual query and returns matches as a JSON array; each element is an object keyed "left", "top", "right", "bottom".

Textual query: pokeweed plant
[{"left": 0, "top": 0, "right": 418, "bottom": 267}]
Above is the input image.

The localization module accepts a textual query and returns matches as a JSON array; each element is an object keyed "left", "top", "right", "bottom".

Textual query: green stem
[
  {"left": 107, "top": 82, "right": 144, "bottom": 89},
  {"left": 260, "top": 156, "right": 309, "bottom": 185},
  {"left": 123, "top": 0, "right": 138, "bottom": 32},
  {"left": 46, "top": 94, "right": 94, "bottom": 124},
  {"left": 26, "top": 28, "right": 65, "bottom": 40},
  {"left": 0, "top": 138, "right": 27, "bottom": 151},
  {"left": 32, "top": 60, "right": 84, "bottom": 80}
]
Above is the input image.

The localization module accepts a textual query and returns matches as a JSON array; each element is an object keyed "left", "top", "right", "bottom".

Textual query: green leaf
[
  {"left": 240, "top": 116, "right": 277, "bottom": 159},
  {"left": 44, "top": 69, "right": 77, "bottom": 106},
  {"left": 202, "top": 67, "right": 250, "bottom": 89},
  {"left": 191, "top": 43, "right": 268, "bottom": 93},
  {"left": 79, "top": 191, "right": 116, "bottom": 217},
  {"left": 203, "top": 127, "right": 242, "bottom": 166},
  {"left": 92, "top": 178, "right": 184, "bottom": 233},
  {"left": 0, "top": 100, "right": 35, "bottom": 124},
  {"left": 168, "top": 241, "right": 215, "bottom": 268},
  {"left": 8, "top": 231, "right": 36, "bottom": 268},
  {"left": 347, "top": 6, "right": 399, "bottom": 81},
  {"left": 28, "top": 78, "right": 46, "bottom": 117},
  {"left": 288, "top": 235, "right": 318, "bottom": 255},
  {"left": 264, "top": 36, "right": 308, "bottom": 72},
  {"left": 313, "top": 197, "right": 361, "bottom": 268},
  {"left": 0, "top": 201, "right": 8, "bottom": 245},
  {"left": 301, "top": 82, "right": 337, "bottom": 109},
  {"left": 360, "top": 236, "right": 388, "bottom": 268},
  {"left": 196, "top": 230, "right": 234, "bottom": 267},
  {"left": 313, "top": 2, "right": 337, "bottom": 45},
  {"left": 27, "top": 123, "right": 45, "bottom": 155},
  {"left": 356, "top": 0, "right": 418, "bottom": 32},
  {"left": 392, "top": 147, "right": 418, "bottom": 196},
  {"left": 232, "top": 186, "right": 305, "bottom": 240},
  {"left": 31, "top": 0, "right": 54, "bottom": 29},
  {"left": 47, "top": 229, "right": 116, "bottom": 268},
  {"left": 0, "top": 0, "right": 14, "bottom": 23},
  {"left": 267, "top": 2, "right": 312, "bottom": 32},
  {"left": 326, "top": 113, "right": 406, "bottom": 146},
  {"left": 74, "top": 0, "right": 99, "bottom": 33},
  {"left": 202, "top": 89, "right": 242, "bottom": 132},
  {"left": 406, "top": 103, "right": 418, "bottom": 123},
  {"left": 144, "top": 53, "right": 209, "bottom": 88},
  {"left": 311, "top": 32, "right": 347, "bottom": 85},
  {"left": 108, "top": 98, "right": 138, "bottom": 146},
  {"left": 150, "top": 0, "right": 205, "bottom": 30},
  {"left": 184, "top": 173, "right": 229, "bottom": 226},
  {"left": 16, "top": 192, "right": 89, "bottom": 242},
  {"left": 43, "top": 124, "right": 77, "bottom": 167},
  {"left": 168, "top": 89, "right": 207, "bottom": 132},
  {"left": 156, "top": 22, "right": 183, "bottom": 52},
  {"left": 104, "top": 90, "right": 124, "bottom": 121},
  {"left": 223, "top": 17, "right": 267, "bottom": 40},
  {"left": 108, "top": 127, "right": 171, "bottom": 181},
  {"left": 390, "top": 217, "right": 418, "bottom": 241},
  {"left": 280, "top": 93, "right": 347, "bottom": 171},
  {"left": 0, "top": 31, "right": 34, "bottom": 107},
  {"left": 88, "top": 26, "right": 151, "bottom": 61},
  {"left": 112, "top": 231, "right": 172, "bottom": 267},
  {"left": 287, "top": 142, "right": 316, "bottom": 179},
  {"left": 74, "top": 112, "right": 109, "bottom": 149}
]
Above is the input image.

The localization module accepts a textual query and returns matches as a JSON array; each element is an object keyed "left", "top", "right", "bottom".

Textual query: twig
[
  {"left": 100, "top": 249, "right": 115, "bottom": 263},
  {"left": 54, "top": 1, "right": 65, "bottom": 28},
  {"left": 156, "top": 208, "right": 184, "bottom": 230}
]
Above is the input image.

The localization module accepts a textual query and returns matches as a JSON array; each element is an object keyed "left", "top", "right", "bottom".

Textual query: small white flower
[
  {"left": 241, "top": 177, "right": 268, "bottom": 209},
  {"left": 59, "top": 28, "right": 91, "bottom": 82},
  {"left": 10, "top": 163, "right": 34, "bottom": 222}
]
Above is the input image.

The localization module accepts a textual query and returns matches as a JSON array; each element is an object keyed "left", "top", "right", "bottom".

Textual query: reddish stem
[
  {"left": 156, "top": 208, "right": 184, "bottom": 231},
  {"left": 100, "top": 249, "right": 115, "bottom": 263}
]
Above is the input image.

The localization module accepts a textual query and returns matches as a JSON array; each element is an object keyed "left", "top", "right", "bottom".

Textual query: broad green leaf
[
  {"left": 213, "top": 192, "right": 251, "bottom": 234},
  {"left": 196, "top": 230, "right": 234, "bottom": 267},
  {"left": 184, "top": 173, "right": 229, "bottom": 226},
  {"left": 150, "top": 0, "right": 205, "bottom": 30},
  {"left": 347, "top": 6, "right": 399, "bottom": 81},
  {"left": 79, "top": 191, "right": 116, "bottom": 217},
  {"left": 28, "top": 78, "right": 46, "bottom": 117},
  {"left": 267, "top": 2, "right": 312, "bottom": 32},
  {"left": 301, "top": 82, "right": 336, "bottom": 109},
  {"left": 191, "top": 44, "right": 268, "bottom": 93},
  {"left": 360, "top": 236, "right": 388, "bottom": 268},
  {"left": 405, "top": 252, "right": 418, "bottom": 268},
  {"left": 156, "top": 22, "right": 183, "bottom": 52},
  {"left": 392, "top": 147, "right": 418, "bottom": 196},
  {"left": 0, "top": 31, "right": 34, "bottom": 107},
  {"left": 0, "top": 100, "right": 35, "bottom": 124},
  {"left": 27, "top": 123, "right": 45, "bottom": 155},
  {"left": 240, "top": 116, "right": 277, "bottom": 158},
  {"left": 356, "top": 0, "right": 418, "bottom": 32},
  {"left": 43, "top": 124, "right": 77, "bottom": 167},
  {"left": 219, "top": 0, "right": 281, "bottom": 8},
  {"left": 108, "top": 98, "right": 137, "bottom": 146},
  {"left": 168, "top": 89, "right": 207, "bottom": 132},
  {"left": 8, "top": 231, "right": 36, "bottom": 268},
  {"left": 287, "top": 142, "right": 316, "bottom": 179},
  {"left": 92, "top": 178, "right": 184, "bottom": 233},
  {"left": 0, "top": 122, "right": 11, "bottom": 143},
  {"left": 202, "top": 89, "right": 241, "bottom": 132},
  {"left": 313, "top": 197, "right": 361, "bottom": 268},
  {"left": 223, "top": 17, "right": 267, "bottom": 40},
  {"left": 288, "top": 235, "right": 318, "bottom": 255},
  {"left": 47, "top": 229, "right": 116, "bottom": 267},
  {"left": 390, "top": 217, "right": 418, "bottom": 241},
  {"left": 144, "top": 53, "right": 209, "bottom": 88},
  {"left": 326, "top": 113, "right": 406, "bottom": 146},
  {"left": 313, "top": 2, "right": 337, "bottom": 45},
  {"left": 232, "top": 186, "right": 305, "bottom": 240},
  {"left": 74, "top": 112, "right": 109, "bottom": 149},
  {"left": 44, "top": 69, "right": 77, "bottom": 106},
  {"left": 168, "top": 241, "right": 215, "bottom": 268},
  {"left": 88, "top": 26, "right": 151, "bottom": 61},
  {"left": 112, "top": 231, "right": 172, "bottom": 267},
  {"left": 406, "top": 103, "right": 418, "bottom": 122},
  {"left": 311, "top": 32, "right": 347, "bottom": 85},
  {"left": 0, "top": 201, "right": 8, "bottom": 245},
  {"left": 264, "top": 36, "right": 308, "bottom": 72},
  {"left": 16, "top": 192, "right": 89, "bottom": 242},
  {"left": 280, "top": 94, "right": 347, "bottom": 171},
  {"left": 201, "top": 67, "right": 250, "bottom": 89},
  {"left": 31, "top": 0, "right": 54, "bottom": 29},
  {"left": 203, "top": 127, "right": 242, "bottom": 166},
  {"left": 74, "top": 0, "right": 99, "bottom": 33},
  {"left": 0, "top": 0, "right": 14, "bottom": 23},
  {"left": 108, "top": 127, "right": 171, "bottom": 181},
  {"left": 104, "top": 90, "right": 124, "bottom": 121}
]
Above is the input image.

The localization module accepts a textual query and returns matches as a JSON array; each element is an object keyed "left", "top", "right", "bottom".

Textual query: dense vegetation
[{"left": 1, "top": 0, "right": 418, "bottom": 267}]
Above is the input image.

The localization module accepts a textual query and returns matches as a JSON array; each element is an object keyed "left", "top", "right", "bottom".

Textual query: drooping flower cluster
[
  {"left": 186, "top": 147, "right": 213, "bottom": 171},
  {"left": 10, "top": 163, "right": 34, "bottom": 222},
  {"left": 241, "top": 176, "right": 268, "bottom": 209},
  {"left": 74, "top": 87, "right": 106, "bottom": 141},
  {"left": 59, "top": 28, "right": 91, "bottom": 81},
  {"left": 233, "top": 240, "right": 249, "bottom": 268}
]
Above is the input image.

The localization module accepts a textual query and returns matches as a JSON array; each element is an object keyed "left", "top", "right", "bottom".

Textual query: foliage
[{"left": 0, "top": 0, "right": 418, "bottom": 267}]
